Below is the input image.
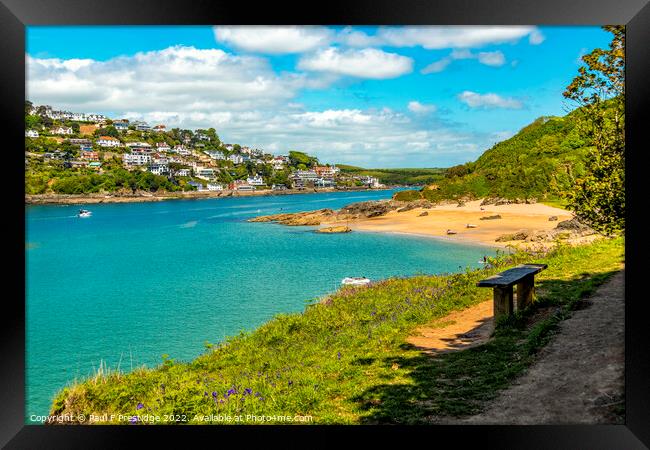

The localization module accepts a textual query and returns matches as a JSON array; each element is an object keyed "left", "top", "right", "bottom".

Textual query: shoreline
[
  {"left": 25, "top": 186, "right": 400, "bottom": 205},
  {"left": 350, "top": 227, "right": 509, "bottom": 249},
  {"left": 253, "top": 198, "right": 578, "bottom": 249}
]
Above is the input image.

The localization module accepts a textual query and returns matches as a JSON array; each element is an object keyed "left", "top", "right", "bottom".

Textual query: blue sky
[{"left": 26, "top": 26, "right": 611, "bottom": 168}]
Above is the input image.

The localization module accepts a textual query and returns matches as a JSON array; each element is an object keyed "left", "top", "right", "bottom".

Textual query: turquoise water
[{"left": 25, "top": 189, "right": 497, "bottom": 421}]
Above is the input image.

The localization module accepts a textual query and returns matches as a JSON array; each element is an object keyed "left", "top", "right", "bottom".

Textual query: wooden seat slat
[{"left": 476, "top": 264, "right": 547, "bottom": 287}]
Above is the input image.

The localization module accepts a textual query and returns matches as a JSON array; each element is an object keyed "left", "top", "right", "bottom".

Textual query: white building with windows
[
  {"left": 25, "top": 130, "right": 39, "bottom": 138},
  {"left": 205, "top": 150, "right": 225, "bottom": 160},
  {"left": 53, "top": 126, "right": 73, "bottom": 135},
  {"left": 246, "top": 174, "right": 265, "bottom": 186},
  {"left": 207, "top": 183, "right": 225, "bottom": 191},
  {"left": 123, "top": 153, "right": 152, "bottom": 166},
  {"left": 97, "top": 136, "right": 121, "bottom": 147},
  {"left": 149, "top": 164, "right": 170, "bottom": 176},
  {"left": 195, "top": 168, "right": 216, "bottom": 180},
  {"left": 229, "top": 154, "right": 243, "bottom": 164},
  {"left": 175, "top": 168, "right": 191, "bottom": 177}
]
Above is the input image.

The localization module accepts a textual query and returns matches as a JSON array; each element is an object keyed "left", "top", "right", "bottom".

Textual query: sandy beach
[{"left": 321, "top": 200, "right": 575, "bottom": 248}]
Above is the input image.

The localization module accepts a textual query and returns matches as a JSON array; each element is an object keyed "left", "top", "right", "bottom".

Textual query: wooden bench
[{"left": 477, "top": 264, "right": 547, "bottom": 319}]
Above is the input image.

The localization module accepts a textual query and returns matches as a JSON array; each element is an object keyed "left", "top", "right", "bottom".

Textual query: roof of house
[{"left": 99, "top": 136, "right": 119, "bottom": 141}]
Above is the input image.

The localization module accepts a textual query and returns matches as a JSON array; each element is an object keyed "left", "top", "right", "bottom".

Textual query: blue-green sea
[{"left": 25, "top": 189, "right": 497, "bottom": 421}]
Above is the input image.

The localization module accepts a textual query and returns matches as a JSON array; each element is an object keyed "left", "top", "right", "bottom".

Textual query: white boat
[
  {"left": 78, "top": 209, "right": 92, "bottom": 218},
  {"left": 341, "top": 277, "right": 371, "bottom": 286}
]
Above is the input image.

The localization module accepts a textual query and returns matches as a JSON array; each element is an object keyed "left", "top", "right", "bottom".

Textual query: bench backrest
[{"left": 477, "top": 263, "right": 548, "bottom": 288}]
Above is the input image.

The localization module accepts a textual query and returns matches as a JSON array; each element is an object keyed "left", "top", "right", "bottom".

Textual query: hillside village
[{"left": 25, "top": 103, "right": 383, "bottom": 196}]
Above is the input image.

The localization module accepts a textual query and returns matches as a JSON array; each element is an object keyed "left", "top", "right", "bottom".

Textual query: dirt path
[
  {"left": 435, "top": 270, "right": 625, "bottom": 424},
  {"left": 406, "top": 300, "right": 494, "bottom": 353}
]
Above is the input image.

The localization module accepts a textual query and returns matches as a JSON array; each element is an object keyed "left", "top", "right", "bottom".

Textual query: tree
[{"left": 562, "top": 25, "right": 625, "bottom": 234}]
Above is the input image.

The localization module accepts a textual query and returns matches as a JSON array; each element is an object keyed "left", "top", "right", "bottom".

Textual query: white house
[
  {"left": 246, "top": 174, "right": 265, "bottom": 186},
  {"left": 113, "top": 121, "right": 129, "bottom": 131},
  {"left": 25, "top": 130, "right": 39, "bottom": 138},
  {"left": 195, "top": 168, "right": 216, "bottom": 179},
  {"left": 223, "top": 144, "right": 234, "bottom": 151},
  {"left": 132, "top": 121, "right": 151, "bottom": 132},
  {"left": 156, "top": 142, "right": 171, "bottom": 152},
  {"left": 97, "top": 136, "right": 121, "bottom": 147},
  {"left": 229, "top": 154, "right": 244, "bottom": 164},
  {"left": 205, "top": 150, "right": 225, "bottom": 160},
  {"left": 359, "top": 176, "right": 382, "bottom": 188},
  {"left": 149, "top": 164, "right": 170, "bottom": 176},
  {"left": 207, "top": 183, "right": 225, "bottom": 191},
  {"left": 53, "top": 126, "right": 73, "bottom": 135},
  {"left": 123, "top": 153, "right": 152, "bottom": 166},
  {"left": 175, "top": 168, "right": 191, "bottom": 177},
  {"left": 152, "top": 124, "right": 167, "bottom": 133},
  {"left": 271, "top": 156, "right": 287, "bottom": 170}
]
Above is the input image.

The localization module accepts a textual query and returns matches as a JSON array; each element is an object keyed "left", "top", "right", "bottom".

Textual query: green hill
[
  {"left": 394, "top": 107, "right": 591, "bottom": 203},
  {"left": 337, "top": 165, "right": 446, "bottom": 186}
]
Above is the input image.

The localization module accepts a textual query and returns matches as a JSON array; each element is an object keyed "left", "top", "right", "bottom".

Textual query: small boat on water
[
  {"left": 466, "top": 224, "right": 478, "bottom": 228},
  {"left": 77, "top": 209, "right": 92, "bottom": 218},
  {"left": 341, "top": 277, "right": 371, "bottom": 286}
]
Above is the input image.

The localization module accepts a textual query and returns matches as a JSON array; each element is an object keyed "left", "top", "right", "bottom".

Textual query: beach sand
[{"left": 322, "top": 200, "right": 574, "bottom": 248}]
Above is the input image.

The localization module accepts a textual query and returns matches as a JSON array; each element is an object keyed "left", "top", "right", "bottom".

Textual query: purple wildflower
[
  {"left": 255, "top": 392, "right": 261, "bottom": 397},
  {"left": 288, "top": 380, "right": 293, "bottom": 387},
  {"left": 227, "top": 388, "right": 236, "bottom": 396},
  {"left": 129, "top": 416, "right": 138, "bottom": 424},
  {"left": 337, "top": 351, "right": 342, "bottom": 360},
  {"left": 219, "top": 399, "right": 224, "bottom": 404},
  {"left": 136, "top": 402, "right": 144, "bottom": 410},
  {"left": 212, "top": 391, "right": 217, "bottom": 398},
  {"left": 244, "top": 388, "right": 252, "bottom": 395}
]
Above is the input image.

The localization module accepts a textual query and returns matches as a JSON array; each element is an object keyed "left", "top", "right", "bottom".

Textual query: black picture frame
[{"left": 2, "top": 0, "right": 648, "bottom": 447}]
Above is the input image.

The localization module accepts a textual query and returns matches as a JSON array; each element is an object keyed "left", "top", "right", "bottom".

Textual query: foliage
[
  {"left": 49, "top": 237, "right": 623, "bottom": 424},
  {"left": 562, "top": 26, "right": 625, "bottom": 234},
  {"left": 338, "top": 165, "right": 446, "bottom": 186},
  {"left": 289, "top": 151, "right": 318, "bottom": 168},
  {"left": 393, "top": 189, "right": 423, "bottom": 202}
]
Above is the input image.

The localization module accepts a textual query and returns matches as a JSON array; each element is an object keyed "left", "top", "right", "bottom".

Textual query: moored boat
[{"left": 341, "top": 277, "right": 371, "bottom": 286}]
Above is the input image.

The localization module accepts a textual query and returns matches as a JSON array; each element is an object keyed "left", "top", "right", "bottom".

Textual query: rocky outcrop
[
  {"left": 339, "top": 200, "right": 402, "bottom": 218},
  {"left": 418, "top": 211, "right": 429, "bottom": 217},
  {"left": 249, "top": 208, "right": 335, "bottom": 226},
  {"left": 495, "top": 218, "right": 597, "bottom": 243},
  {"left": 315, "top": 226, "right": 352, "bottom": 234}
]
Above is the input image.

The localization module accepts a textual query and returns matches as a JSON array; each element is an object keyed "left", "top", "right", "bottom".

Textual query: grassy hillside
[
  {"left": 51, "top": 237, "right": 623, "bottom": 424},
  {"left": 394, "top": 108, "right": 591, "bottom": 203},
  {"left": 337, "top": 165, "right": 446, "bottom": 186}
]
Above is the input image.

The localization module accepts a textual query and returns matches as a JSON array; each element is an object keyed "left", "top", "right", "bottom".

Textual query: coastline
[
  {"left": 252, "top": 198, "right": 578, "bottom": 249},
  {"left": 25, "top": 186, "right": 399, "bottom": 205}
]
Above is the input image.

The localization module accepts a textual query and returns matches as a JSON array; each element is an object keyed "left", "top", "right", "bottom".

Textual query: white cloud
[
  {"left": 376, "top": 26, "right": 539, "bottom": 49},
  {"left": 422, "top": 49, "right": 506, "bottom": 74},
  {"left": 529, "top": 29, "right": 546, "bottom": 45},
  {"left": 477, "top": 51, "right": 506, "bottom": 67},
  {"left": 297, "top": 47, "right": 413, "bottom": 79},
  {"left": 407, "top": 101, "right": 436, "bottom": 114},
  {"left": 458, "top": 91, "right": 523, "bottom": 109},
  {"left": 213, "top": 26, "right": 332, "bottom": 54},
  {"left": 27, "top": 46, "right": 327, "bottom": 115},
  {"left": 421, "top": 58, "right": 452, "bottom": 74}
]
